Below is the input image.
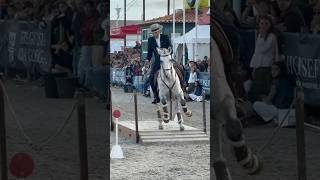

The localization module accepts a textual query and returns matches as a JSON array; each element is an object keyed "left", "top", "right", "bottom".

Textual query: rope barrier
[
  {"left": 257, "top": 97, "right": 297, "bottom": 154},
  {"left": 0, "top": 81, "right": 78, "bottom": 151}
]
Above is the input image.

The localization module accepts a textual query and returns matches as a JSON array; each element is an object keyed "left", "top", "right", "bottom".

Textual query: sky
[{"left": 110, "top": 0, "right": 184, "bottom": 21}]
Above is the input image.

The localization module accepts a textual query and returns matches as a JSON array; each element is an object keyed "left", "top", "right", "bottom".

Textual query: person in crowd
[
  {"left": 223, "top": 1, "right": 240, "bottom": 28},
  {"left": 301, "top": 0, "right": 319, "bottom": 31},
  {"left": 4, "top": 4, "right": 16, "bottom": 20},
  {"left": 197, "top": 59, "right": 206, "bottom": 72},
  {"left": 275, "top": 0, "right": 306, "bottom": 33},
  {"left": 249, "top": 15, "right": 278, "bottom": 102},
  {"left": 311, "top": 11, "right": 320, "bottom": 34},
  {"left": 14, "top": 1, "right": 34, "bottom": 21},
  {"left": 186, "top": 60, "right": 198, "bottom": 95},
  {"left": 188, "top": 80, "right": 204, "bottom": 102},
  {"left": 78, "top": 0, "right": 99, "bottom": 90},
  {"left": 252, "top": 61, "right": 295, "bottom": 124},
  {"left": 311, "top": 1, "right": 320, "bottom": 34},
  {"left": 241, "top": 0, "right": 274, "bottom": 27},
  {"left": 44, "top": 3, "right": 59, "bottom": 22},
  {"left": 50, "top": 1, "right": 74, "bottom": 76},
  {"left": 146, "top": 23, "right": 172, "bottom": 104},
  {"left": 70, "top": 0, "right": 85, "bottom": 77},
  {"left": 142, "top": 60, "right": 151, "bottom": 97},
  {"left": 125, "top": 61, "right": 133, "bottom": 85},
  {"left": 203, "top": 56, "right": 209, "bottom": 72}
]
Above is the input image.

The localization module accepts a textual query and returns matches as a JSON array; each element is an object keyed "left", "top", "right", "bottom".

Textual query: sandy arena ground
[
  {"left": 2, "top": 81, "right": 320, "bottom": 180},
  {"left": 110, "top": 87, "right": 320, "bottom": 180},
  {"left": 2, "top": 80, "right": 108, "bottom": 180}
]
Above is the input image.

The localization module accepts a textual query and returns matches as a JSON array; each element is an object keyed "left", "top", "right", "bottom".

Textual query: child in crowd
[
  {"left": 249, "top": 15, "right": 278, "bottom": 102},
  {"left": 252, "top": 61, "right": 295, "bottom": 124},
  {"left": 188, "top": 80, "right": 204, "bottom": 102}
]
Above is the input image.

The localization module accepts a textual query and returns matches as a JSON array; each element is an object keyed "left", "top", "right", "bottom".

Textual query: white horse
[
  {"left": 211, "top": 19, "right": 263, "bottom": 179},
  {"left": 156, "top": 47, "right": 192, "bottom": 131}
]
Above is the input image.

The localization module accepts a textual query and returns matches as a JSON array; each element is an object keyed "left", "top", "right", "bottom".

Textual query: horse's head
[{"left": 157, "top": 47, "right": 175, "bottom": 71}]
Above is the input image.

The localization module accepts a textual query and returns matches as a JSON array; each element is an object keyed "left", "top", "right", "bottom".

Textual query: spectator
[
  {"left": 197, "top": 59, "right": 206, "bottom": 72},
  {"left": 70, "top": 0, "right": 85, "bottom": 77},
  {"left": 188, "top": 80, "right": 204, "bottom": 102},
  {"left": 275, "top": 0, "right": 306, "bottom": 33},
  {"left": 4, "top": 4, "right": 16, "bottom": 20},
  {"left": 142, "top": 60, "right": 151, "bottom": 96},
  {"left": 44, "top": 3, "right": 59, "bottom": 22},
  {"left": 187, "top": 60, "right": 198, "bottom": 94},
  {"left": 252, "top": 61, "right": 295, "bottom": 124},
  {"left": 224, "top": 1, "right": 240, "bottom": 28},
  {"left": 125, "top": 62, "right": 133, "bottom": 85},
  {"left": 241, "top": 0, "right": 275, "bottom": 26},
  {"left": 50, "top": 1, "right": 74, "bottom": 76},
  {"left": 78, "top": 0, "right": 99, "bottom": 89},
  {"left": 311, "top": 10, "right": 320, "bottom": 34},
  {"left": 14, "top": 1, "right": 34, "bottom": 21},
  {"left": 241, "top": 0, "right": 259, "bottom": 26},
  {"left": 301, "top": 0, "right": 319, "bottom": 30},
  {"left": 249, "top": 15, "right": 278, "bottom": 102}
]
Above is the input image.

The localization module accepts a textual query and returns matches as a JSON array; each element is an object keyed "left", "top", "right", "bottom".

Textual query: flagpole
[
  {"left": 195, "top": 0, "right": 198, "bottom": 62},
  {"left": 173, "top": 0, "right": 176, "bottom": 58},
  {"left": 183, "top": 0, "right": 186, "bottom": 66}
]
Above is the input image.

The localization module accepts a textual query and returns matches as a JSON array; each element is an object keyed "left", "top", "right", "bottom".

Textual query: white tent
[{"left": 173, "top": 25, "right": 210, "bottom": 62}]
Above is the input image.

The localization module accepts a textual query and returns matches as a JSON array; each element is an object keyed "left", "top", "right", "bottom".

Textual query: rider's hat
[{"left": 150, "top": 23, "right": 162, "bottom": 32}]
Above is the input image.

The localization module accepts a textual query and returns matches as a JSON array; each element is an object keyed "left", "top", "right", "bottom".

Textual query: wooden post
[
  {"left": 202, "top": 91, "right": 207, "bottom": 133},
  {"left": 295, "top": 87, "right": 307, "bottom": 180},
  {"left": 77, "top": 92, "right": 89, "bottom": 180},
  {"left": 110, "top": 89, "right": 114, "bottom": 131},
  {"left": 0, "top": 81, "right": 8, "bottom": 180},
  {"left": 134, "top": 93, "right": 139, "bottom": 143}
]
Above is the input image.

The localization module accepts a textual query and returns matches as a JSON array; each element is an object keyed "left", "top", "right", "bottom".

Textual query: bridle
[{"left": 159, "top": 53, "right": 177, "bottom": 95}]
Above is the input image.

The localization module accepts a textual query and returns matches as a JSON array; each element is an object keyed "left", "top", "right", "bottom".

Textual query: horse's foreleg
[
  {"left": 213, "top": 117, "right": 232, "bottom": 180},
  {"left": 157, "top": 106, "right": 163, "bottom": 130},
  {"left": 175, "top": 100, "right": 184, "bottom": 131},
  {"left": 223, "top": 97, "right": 263, "bottom": 175},
  {"left": 161, "top": 97, "right": 170, "bottom": 123},
  {"left": 179, "top": 93, "right": 192, "bottom": 117}
]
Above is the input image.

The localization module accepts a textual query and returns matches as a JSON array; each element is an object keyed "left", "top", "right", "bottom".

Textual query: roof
[
  {"left": 140, "top": 7, "right": 209, "bottom": 26},
  {"left": 110, "top": 20, "right": 143, "bottom": 29}
]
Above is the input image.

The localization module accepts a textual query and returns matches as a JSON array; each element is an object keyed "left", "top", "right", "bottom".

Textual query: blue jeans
[
  {"left": 144, "top": 77, "right": 150, "bottom": 94},
  {"left": 77, "top": 46, "right": 92, "bottom": 88},
  {"left": 92, "top": 66, "right": 107, "bottom": 98}
]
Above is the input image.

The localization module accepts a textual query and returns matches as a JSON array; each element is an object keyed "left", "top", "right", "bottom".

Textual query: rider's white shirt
[{"left": 156, "top": 35, "right": 161, "bottom": 47}]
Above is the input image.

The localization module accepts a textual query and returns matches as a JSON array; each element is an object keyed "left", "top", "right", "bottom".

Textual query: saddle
[{"left": 212, "top": 16, "right": 234, "bottom": 65}]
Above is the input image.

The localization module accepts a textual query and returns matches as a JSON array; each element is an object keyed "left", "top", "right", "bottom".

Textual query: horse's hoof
[
  {"left": 185, "top": 110, "right": 192, "bottom": 117},
  {"left": 159, "top": 125, "right": 164, "bottom": 130},
  {"left": 247, "top": 154, "right": 263, "bottom": 175},
  {"left": 180, "top": 126, "right": 185, "bottom": 131},
  {"left": 163, "top": 119, "right": 170, "bottom": 123}
]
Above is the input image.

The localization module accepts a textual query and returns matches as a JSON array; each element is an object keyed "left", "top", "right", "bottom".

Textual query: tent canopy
[{"left": 173, "top": 25, "right": 210, "bottom": 44}]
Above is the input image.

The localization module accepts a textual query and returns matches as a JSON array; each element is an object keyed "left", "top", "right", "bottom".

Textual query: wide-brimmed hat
[{"left": 150, "top": 23, "right": 162, "bottom": 32}]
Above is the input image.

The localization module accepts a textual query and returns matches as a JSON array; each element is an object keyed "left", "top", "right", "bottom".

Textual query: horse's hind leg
[
  {"left": 161, "top": 97, "right": 170, "bottom": 123},
  {"left": 179, "top": 93, "right": 192, "bottom": 117}
]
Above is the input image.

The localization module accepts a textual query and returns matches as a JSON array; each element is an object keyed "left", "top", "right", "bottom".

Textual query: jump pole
[
  {"left": 295, "top": 87, "right": 307, "bottom": 180},
  {"left": 0, "top": 80, "right": 8, "bottom": 180}
]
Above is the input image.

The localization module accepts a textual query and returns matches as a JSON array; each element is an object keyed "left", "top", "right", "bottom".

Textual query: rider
[{"left": 146, "top": 23, "right": 172, "bottom": 104}]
